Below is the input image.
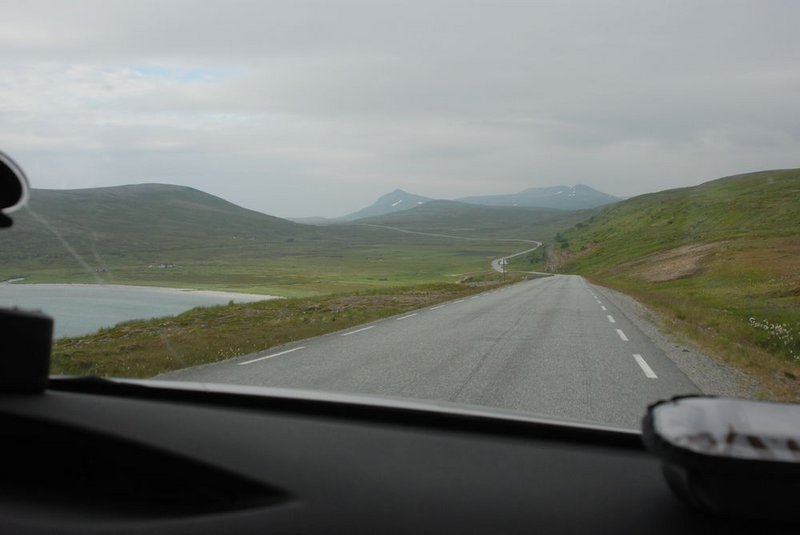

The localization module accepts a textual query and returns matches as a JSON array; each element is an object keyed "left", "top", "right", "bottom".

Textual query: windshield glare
[{"left": 1, "top": 1, "right": 798, "bottom": 430}]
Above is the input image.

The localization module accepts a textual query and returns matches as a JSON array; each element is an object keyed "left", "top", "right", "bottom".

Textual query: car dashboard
[{"left": 0, "top": 377, "right": 791, "bottom": 534}]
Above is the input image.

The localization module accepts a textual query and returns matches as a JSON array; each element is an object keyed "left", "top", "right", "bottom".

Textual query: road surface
[
  {"left": 161, "top": 275, "right": 699, "bottom": 429},
  {"left": 490, "top": 243, "right": 542, "bottom": 273}
]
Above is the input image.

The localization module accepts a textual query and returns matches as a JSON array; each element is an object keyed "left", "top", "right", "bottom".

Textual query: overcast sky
[{"left": 1, "top": 1, "right": 798, "bottom": 217}]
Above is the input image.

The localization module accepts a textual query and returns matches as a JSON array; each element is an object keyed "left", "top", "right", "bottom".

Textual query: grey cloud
[{"left": 1, "top": 1, "right": 799, "bottom": 217}]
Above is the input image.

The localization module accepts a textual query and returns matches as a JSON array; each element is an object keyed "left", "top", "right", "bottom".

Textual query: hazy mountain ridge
[
  {"left": 336, "top": 184, "right": 619, "bottom": 222},
  {"left": 358, "top": 199, "right": 598, "bottom": 240},
  {"left": 1, "top": 183, "right": 590, "bottom": 267},
  {"left": 339, "top": 189, "right": 432, "bottom": 221},
  {"left": 457, "top": 184, "right": 620, "bottom": 211}
]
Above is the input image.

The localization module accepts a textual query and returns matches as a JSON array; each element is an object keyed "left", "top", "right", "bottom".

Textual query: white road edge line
[
  {"left": 601, "top": 305, "right": 607, "bottom": 311},
  {"left": 633, "top": 354, "right": 658, "bottom": 378},
  {"left": 396, "top": 313, "right": 418, "bottom": 321},
  {"left": 616, "top": 329, "right": 629, "bottom": 341},
  {"left": 239, "top": 346, "right": 306, "bottom": 366},
  {"left": 454, "top": 299, "right": 465, "bottom": 304},
  {"left": 341, "top": 325, "right": 376, "bottom": 336},
  {"left": 607, "top": 315, "right": 616, "bottom": 323},
  {"left": 470, "top": 296, "right": 479, "bottom": 300},
  {"left": 430, "top": 304, "right": 447, "bottom": 310}
]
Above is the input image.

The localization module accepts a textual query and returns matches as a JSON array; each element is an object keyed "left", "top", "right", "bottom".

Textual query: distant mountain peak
[
  {"left": 340, "top": 189, "right": 432, "bottom": 221},
  {"left": 336, "top": 183, "right": 619, "bottom": 221}
]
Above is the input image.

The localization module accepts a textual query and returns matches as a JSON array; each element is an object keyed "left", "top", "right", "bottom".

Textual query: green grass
[
  {"left": 0, "top": 186, "right": 548, "bottom": 294},
  {"left": 52, "top": 275, "right": 525, "bottom": 378},
  {"left": 507, "top": 245, "right": 547, "bottom": 272},
  {"left": 556, "top": 169, "right": 800, "bottom": 400},
  {"left": 4, "top": 237, "right": 529, "bottom": 295}
]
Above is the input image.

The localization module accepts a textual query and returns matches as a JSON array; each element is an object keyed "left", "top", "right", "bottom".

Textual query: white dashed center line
[
  {"left": 633, "top": 354, "right": 658, "bottom": 378},
  {"left": 396, "top": 313, "right": 417, "bottom": 321},
  {"left": 601, "top": 305, "right": 607, "bottom": 311},
  {"left": 341, "top": 325, "right": 375, "bottom": 336},
  {"left": 239, "top": 346, "right": 306, "bottom": 366},
  {"left": 430, "top": 304, "right": 446, "bottom": 310},
  {"left": 607, "top": 315, "right": 616, "bottom": 323},
  {"left": 616, "top": 329, "right": 629, "bottom": 341}
]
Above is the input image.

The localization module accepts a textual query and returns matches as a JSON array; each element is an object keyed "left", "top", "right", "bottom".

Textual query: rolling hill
[
  {"left": 458, "top": 184, "right": 620, "bottom": 211},
  {"left": 0, "top": 183, "right": 574, "bottom": 294},
  {"left": 555, "top": 170, "right": 799, "bottom": 273},
  {"left": 553, "top": 169, "right": 800, "bottom": 398},
  {"left": 1, "top": 183, "right": 316, "bottom": 260}
]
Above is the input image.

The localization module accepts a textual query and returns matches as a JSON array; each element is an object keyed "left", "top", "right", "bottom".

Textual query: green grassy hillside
[
  {"left": 556, "top": 169, "right": 800, "bottom": 398},
  {"left": 4, "top": 183, "right": 310, "bottom": 257},
  {"left": 0, "top": 184, "right": 553, "bottom": 295}
]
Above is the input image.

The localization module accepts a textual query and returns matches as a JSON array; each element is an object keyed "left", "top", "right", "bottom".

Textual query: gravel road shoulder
[{"left": 595, "top": 284, "right": 761, "bottom": 399}]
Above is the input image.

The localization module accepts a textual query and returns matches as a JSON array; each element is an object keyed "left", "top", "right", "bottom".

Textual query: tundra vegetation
[{"left": 548, "top": 169, "right": 800, "bottom": 400}]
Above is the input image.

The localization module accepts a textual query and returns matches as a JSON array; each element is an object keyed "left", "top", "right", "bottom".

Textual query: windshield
[{"left": 1, "top": 0, "right": 798, "bottom": 430}]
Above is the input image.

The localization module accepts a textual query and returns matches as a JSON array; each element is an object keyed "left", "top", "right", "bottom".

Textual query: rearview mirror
[{"left": 0, "top": 150, "right": 30, "bottom": 227}]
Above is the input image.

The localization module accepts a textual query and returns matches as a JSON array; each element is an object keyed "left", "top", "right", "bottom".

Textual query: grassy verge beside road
[
  {"left": 577, "top": 239, "right": 800, "bottom": 401},
  {"left": 52, "top": 274, "right": 524, "bottom": 378},
  {"left": 556, "top": 170, "right": 800, "bottom": 400}
]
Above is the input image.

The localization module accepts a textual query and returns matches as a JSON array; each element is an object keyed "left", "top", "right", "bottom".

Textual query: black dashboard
[{"left": 0, "top": 377, "right": 791, "bottom": 534}]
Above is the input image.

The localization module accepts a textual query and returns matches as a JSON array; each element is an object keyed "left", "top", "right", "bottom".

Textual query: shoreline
[
  {"left": 1, "top": 282, "right": 283, "bottom": 338},
  {"left": 1, "top": 282, "right": 282, "bottom": 301}
]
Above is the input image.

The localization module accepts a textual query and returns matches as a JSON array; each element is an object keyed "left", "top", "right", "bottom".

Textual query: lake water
[{"left": 0, "top": 284, "right": 279, "bottom": 338}]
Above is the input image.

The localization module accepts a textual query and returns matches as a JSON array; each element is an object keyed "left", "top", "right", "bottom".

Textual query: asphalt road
[
  {"left": 161, "top": 275, "right": 700, "bottom": 429},
  {"left": 490, "top": 243, "right": 542, "bottom": 273}
]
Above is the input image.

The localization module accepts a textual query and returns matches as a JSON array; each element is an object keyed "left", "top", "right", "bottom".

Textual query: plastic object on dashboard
[{"left": 642, "top": 396, "right": 800, "bottom": 523}]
